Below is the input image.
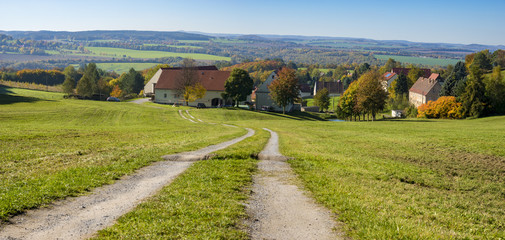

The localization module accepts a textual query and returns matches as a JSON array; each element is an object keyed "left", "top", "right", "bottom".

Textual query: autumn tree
[
  {"left": 407, "top": 65, "right": 424, "bottom": 88},
  {"left": 356, "top": 70, "right": 388, "bottom": 121},
  {"left": 268, "top": 68, "right": 300, "bottom": 114},
  {"left": 176, "top": 58, "right": 199, "bottom": 105},
  {"left": 314, "top": 88, "right": 330, "bottom": 112},
  {"left": 417, "top": 96, "right": 462, "bottom": 119},
  {"left": 225, "top": 68, "right": 253, "bottom": 107},
  {"left": 337, "top": 81, "right": 360, "bottom": 121},
  {"left": 184, "top": 82, "right": 206, "bottom": 103}
]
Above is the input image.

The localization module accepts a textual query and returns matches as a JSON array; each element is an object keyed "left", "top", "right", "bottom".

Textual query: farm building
[
  {"left": 144, "top": 66, "right": 233, "bottom": 107},
  {"left": 299, "top": 84, "right": 312, "bottom": 98},
  {"left": 313, "top": 80, "right": 343, "bottom": 95},
  {"left": 255, "top": 71, "right": 298, "bottom": 112},
  {"left": 381, "top": 72, "right": 398, "bottom": 90},
  {"left": 409, "top": 77, "right": 442, "bottom": 107}
]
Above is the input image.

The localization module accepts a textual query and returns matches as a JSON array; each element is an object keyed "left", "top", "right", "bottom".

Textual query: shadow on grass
[
  {"left": 0, "top": 85, "right": 41, "bottom": 105},
  {"left": 256, "top": 111, "right": 326, "bottom": 121}
]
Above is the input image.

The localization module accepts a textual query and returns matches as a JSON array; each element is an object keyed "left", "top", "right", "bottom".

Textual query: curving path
[
  {"left": 246, "top": 128, "right": 345, "bottom": 240},
  {"left": 0, "top": 129, "right": 254, "bottom": 240}
]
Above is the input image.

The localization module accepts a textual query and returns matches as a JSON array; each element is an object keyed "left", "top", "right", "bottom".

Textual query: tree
[
  {"left": 76, "top": 74, "right": 94, "bottom": 98},
  {"left": 83, "top": 63, "right": 100, "bottom": 94},
  {"left": 470, "top": 50, "right": 492, "bottom": 71},
  {"left": 356, "top": 70, "right": 388, "bottom": 121},
  {"left": 484, "top": 66, "right": 505, "bottom": 114},
  {"left": 62, "top": 75, "right": 75, "bottom": 95},
  {"left": 460, "top": 65, "right": 489, "bottom": 118},
  {"left": 393, "top": 74, "right": 409, "bottom": 96},
  {"left": 63, "top": 65, "right": 79, "bottom": 86},
  {"left": 407, "top": 65, "right": 423, "bottom": 88},
  {"left": 417, "top": 96, "right": 462, "bottom": 119},
  {"left": 120, "top": 68, "right": 145, "bottom": 95},
  {"left": 379, "top": 58, "right": 401, "bottom": 74},
  {"left": 184, "top": 82, "right": 206, "bottom": 103},
  {"left": 268, "top": 68, "right": 300, "bottom": 114},
  {"left": 225, "top": 68, "right": 253, "bottom": 107},
  {"left": 142, "top": 64, "right": 170, "bottom": 84},
  {"left": 314, "top": 88, "right": 330, "bottom": 112},
  {"left": 440, "top": 61, "right": 467, "bottom": 97},
  {"left": 176, "top": 58, "right": 199, "bottom": 105},
  {"left": 337, "top": 81, "right": 360, "bottom": 121}
]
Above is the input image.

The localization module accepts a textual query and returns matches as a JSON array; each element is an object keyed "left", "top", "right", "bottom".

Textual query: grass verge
[
  {"left": 94, "top": 127, "right": 269, "bottom": 239},
  {"left": 0, "top": 87, "right": 244, "bottom": 222}
]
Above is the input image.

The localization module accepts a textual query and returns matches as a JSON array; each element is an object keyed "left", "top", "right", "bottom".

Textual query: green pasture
[
  {"left": 0, "top": 86, "right": 243, "bottom": 222},
  {"left": 95, "top": 62, "right": 160, "bottom": 74},
  {"left": 2, "top": 86, "right": 505, "bottom": 239},
  {"left": 305, "top": 96, "right": 340, "bottom": 112},
  {"left": 143, "top": 44, "right": 202, "bottom": 49},
  {"left": 375, "top": 54, "right": 462, "bottom": 66},
  {"left": 85, "top": 47, "right": 230, "bottom": 61},
  {"left": 189, "top": 109, "right": 505, "bottom": 239}
]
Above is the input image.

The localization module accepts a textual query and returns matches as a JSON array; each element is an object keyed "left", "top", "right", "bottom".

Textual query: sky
[{"left": 1, "top": 0, "right": 504, "bottom": 45}]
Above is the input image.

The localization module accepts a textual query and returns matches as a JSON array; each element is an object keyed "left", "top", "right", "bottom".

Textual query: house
[
  {"left": 143, "top": 66, "right": 218, "bottom": 97},
  {"left": 392, "top": 67, "right": 431, "bottom": 78},
  {"left": 255, "top": 71, "right": 296, "bottom": 112},
  {"left": 299, "top": 84, "right": 312, "bottom": 98},
  {"left": 144, "top": 66, "right": 232, "bottom": 107},
  {"left": 409, "top": 77, "right": 442, "bottom": 107},
  {"left": 313, "top": 80, "right": 344, "bottom": 95},
  {"left": 382, "top": 72, "right": 398, "bottom": 90}
]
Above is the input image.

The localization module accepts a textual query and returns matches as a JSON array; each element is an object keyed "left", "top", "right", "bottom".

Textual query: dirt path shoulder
[
  {"left": 246, "top": 128, "right": 345, "bottom": 240},
  {"left": 0, "top": 129, "right": 254, "bottom": 240}
]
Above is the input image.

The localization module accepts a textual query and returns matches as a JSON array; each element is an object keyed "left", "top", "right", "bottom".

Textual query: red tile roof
[
  {"left": 160, "top": 66, "right": 218, "bottom": 71},
  {"left": 409, "top": 77, "right": 439, "bottom": 96},
  {"left": 428, "top": 73, "right": 440, "bottom": 80},
  {"left": 155, "top": 69, "right": 230, "bottom": 91}
]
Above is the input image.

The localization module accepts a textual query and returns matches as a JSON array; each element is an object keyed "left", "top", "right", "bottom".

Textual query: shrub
[{"left": 417, "top": 96, "right": 462, "bottom": 119}]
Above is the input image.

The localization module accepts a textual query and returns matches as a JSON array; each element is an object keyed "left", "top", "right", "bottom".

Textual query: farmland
[
  {"left": 375, "top": 54, "right": 462, "bottom": 66},
  {"left": 1, "top": 87, "right": 505, "bottom": 239},
  {"left": 94, "top": 62, "right": 160, "bottom": 74},
  {"left": 65, "top": 47, "right": 231, "bottom": 61}
]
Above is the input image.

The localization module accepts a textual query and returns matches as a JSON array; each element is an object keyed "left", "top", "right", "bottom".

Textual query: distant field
[
  {"left": 177, "top": 40, "right": 209, "bottom": 44},
  {"left": 85, "top": 47, "right": 230, "bottom": 61},
  {"left": 211, "top": 38, "right": 249, "bottom": 44},
  {"left": 298, "top": 67, "right": 332, "bottom": 73},
  {"left": 143, "top": 44, "right": 202, "bottom": 49},
  {"left": 95, "top": 62, "right": 160, "bottom": 73},
  {"left": 375, "top": 54, "right": 462, "bottom": 66}
]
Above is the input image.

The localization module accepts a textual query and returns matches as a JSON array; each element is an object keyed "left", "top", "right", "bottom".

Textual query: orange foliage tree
[
  {"left": 417, "top": 96, "right": 462, "bottom": 119},
  {"left": 109, "top": 85, "right": 122, "bottom": 98}
]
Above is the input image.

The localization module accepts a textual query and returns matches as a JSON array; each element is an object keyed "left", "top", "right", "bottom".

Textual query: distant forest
[{"left": 0, "top": 30, "right": 503, "bottom": 71}]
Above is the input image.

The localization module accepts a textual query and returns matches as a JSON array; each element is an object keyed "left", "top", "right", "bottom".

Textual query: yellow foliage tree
[
  {"left": 184, "top": 83, "right": 206, "bottom": 104},
  {"left": 417, "top": 96, "right": 462, "bottom": 119}
]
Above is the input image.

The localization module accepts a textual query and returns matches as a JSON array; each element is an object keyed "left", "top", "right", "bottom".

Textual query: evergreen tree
[
  {"left": 394, "top": 74, "right": 409, "bottom": 96},
  {"left": 440, "top": 61, "right": 467, "bottom": 97},
  {"left": 120, "top": 68, "right": 145, "bottom": 95},
  {"left": 460, "top": 66, "right": 489, "bottom": 118}
]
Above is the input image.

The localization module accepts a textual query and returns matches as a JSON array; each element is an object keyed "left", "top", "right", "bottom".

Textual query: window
[{"left": 164, "top": 93, "right": 167, "bottom": 98}]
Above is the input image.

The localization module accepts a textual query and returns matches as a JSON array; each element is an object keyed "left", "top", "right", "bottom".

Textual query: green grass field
[
  {"left": 95, "top": 62, "right": 160, "bottom": 74},
  {"left": 305, "top": 96, "right": 340, "bottom": 112},
  {"left": 143, "top": 44, "right": 203, "bottom": 49},
  {"left": 2, "top": 86, "right": 505, "bottom": 239},
  {"left": 85, "top": 47, "right": 230, "bottom": 61},
  {"left": 375, "top": 54, "right": 462, "bottom": 66},
  {"left": 0, "top": 87, "right": 243, "bottom": 222}
]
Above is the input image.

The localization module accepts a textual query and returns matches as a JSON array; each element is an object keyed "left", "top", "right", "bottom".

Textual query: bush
[{"left": 417, "top": 96, "right": 462, "bottom": 119}]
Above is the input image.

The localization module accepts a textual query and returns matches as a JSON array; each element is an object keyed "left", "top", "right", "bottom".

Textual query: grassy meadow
[
  {"left": 95, "top": 62, "right": 160, "bottom": 74},
  {"left": 85, "top": 47, "right": 230, "bottom": 61},
  {"left": 0, "top": 86, "right": 244, "bottom": 222},
  {"left": 375, "top": 54, "right": 462, "bottom": 66},
  {"left": 2, "top": 86, "right": 505, "bottom": 239},
  {"left": 190, "top": 109, "right": 505, "bottom": 239}
]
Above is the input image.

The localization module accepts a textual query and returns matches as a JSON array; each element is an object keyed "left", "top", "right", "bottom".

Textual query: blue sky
[{"left": 1, "top": 0, "right": 504, "bottom": 45}]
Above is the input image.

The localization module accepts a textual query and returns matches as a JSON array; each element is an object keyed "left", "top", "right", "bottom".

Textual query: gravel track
[
  {"left": 246, "top": 128, "right": 345, "bottom": 240},
  {"left": 0, "top": 129, "right": 255, "bottom": 240}
]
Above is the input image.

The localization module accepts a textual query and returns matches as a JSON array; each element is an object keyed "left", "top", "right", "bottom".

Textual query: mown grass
[
  {"left": 0, "top": 87, "right": 244, "bottom": 222},
  {"left": 305, "top": 96, "right": 340, "bottom": 112},
  {"left": 85, "top": 47, "right": 230, "bottom": 61},
  {"left": 190, "top": 109, "right": 505, "bottom": 239},
  {"left": 94, "top": 126, "right": 270, "bottom": 239},
  {"left": 375, "top": 54, "right": 462, "bottom": 66}
]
